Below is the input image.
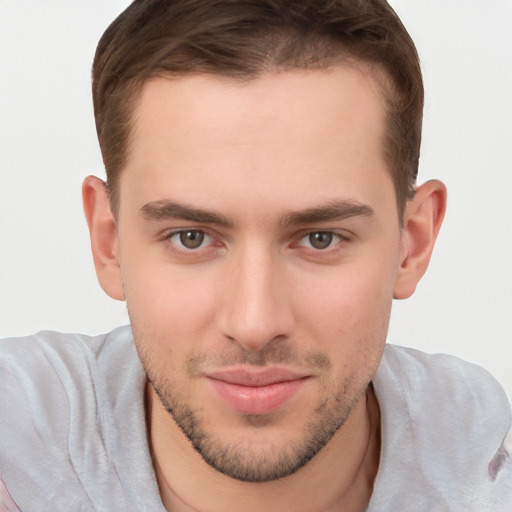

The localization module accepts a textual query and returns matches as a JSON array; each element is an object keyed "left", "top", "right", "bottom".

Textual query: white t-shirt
[{"left": 0, "top": 326, "right": 510, "bottom": 511}]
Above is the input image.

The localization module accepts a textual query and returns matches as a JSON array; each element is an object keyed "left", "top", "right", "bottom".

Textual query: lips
[{"left": 206, "top": 368, "right": 309, "bottom": 415}]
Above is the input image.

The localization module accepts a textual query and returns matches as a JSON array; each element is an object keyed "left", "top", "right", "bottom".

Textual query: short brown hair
[{"left": 92, "top": 0, "right": 423, "bottom": 217}]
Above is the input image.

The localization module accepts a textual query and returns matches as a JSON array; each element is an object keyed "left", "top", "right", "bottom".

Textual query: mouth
[{"left": 205, "top": 368, "right": 310, "bottom": 415}]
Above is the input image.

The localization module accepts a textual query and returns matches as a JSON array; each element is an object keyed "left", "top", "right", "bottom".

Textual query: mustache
[{"left": 186, "top": 342, "right": 331, "bottom": 377}]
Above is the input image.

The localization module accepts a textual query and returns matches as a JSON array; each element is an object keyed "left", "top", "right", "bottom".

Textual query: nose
[{"left": 217, "top": 243, "right": 295, "bottom": 353}]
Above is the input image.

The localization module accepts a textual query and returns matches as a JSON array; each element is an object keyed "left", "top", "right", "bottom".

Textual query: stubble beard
[{"left": 146, "top": 363, "right": 365, "bottom": 483}]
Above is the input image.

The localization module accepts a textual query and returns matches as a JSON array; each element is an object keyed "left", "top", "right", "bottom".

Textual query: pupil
[
  {"left": 180, "top": 230, "right": 204, "bottom": 249},
  {"left": 309, "top": 232, "right": 332, "bottom": 249}
]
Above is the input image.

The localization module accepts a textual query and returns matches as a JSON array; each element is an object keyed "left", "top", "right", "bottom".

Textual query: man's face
[{"left": 116, "top": 67, "right": 403, "bottom": 482}]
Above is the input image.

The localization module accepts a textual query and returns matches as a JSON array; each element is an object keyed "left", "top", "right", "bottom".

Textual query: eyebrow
[
  {"left": 282, "top": 200, "right": 374, "bottom": 226},
  {"left": 140, "top": 199, "right": 374, "bottom": 227},
  {"left": 140, "top": 200, "right": 233, "bottom": 227}
]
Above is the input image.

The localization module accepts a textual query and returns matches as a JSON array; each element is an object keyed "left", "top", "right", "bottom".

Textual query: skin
[{"left": 83, "top": 66, "right": 446, "bottom": 511}]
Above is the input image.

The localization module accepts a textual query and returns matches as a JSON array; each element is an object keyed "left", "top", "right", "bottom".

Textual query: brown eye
[
  {"left": 308, "top": 232, "right": 333, "bottom": 249},
  {"left": 179, "top": 230, "right": 205, "bottom": 249}
]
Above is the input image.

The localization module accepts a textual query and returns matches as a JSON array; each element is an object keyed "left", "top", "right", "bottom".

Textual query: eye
[
  {"left": 168, "top": 229, "right": 212, "bottom": 250},
  {"left": 298, "top": 231, "right": 345, "bottom": 250}
]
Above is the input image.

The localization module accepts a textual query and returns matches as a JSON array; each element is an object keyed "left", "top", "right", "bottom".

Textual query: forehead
[
  {"left": 131, "top": 65, "right": 386, "bottom": 146},
  {"left": 122, "top": 66, "right": 394, "bottom": 217}
]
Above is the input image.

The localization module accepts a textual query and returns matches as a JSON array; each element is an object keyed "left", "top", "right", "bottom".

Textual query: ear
[
  {"left": 393, "top": 180, "right": 447, "bottom": 300},
  {"left": 82, "top": 175, "right": 125, "bottom": 301}
]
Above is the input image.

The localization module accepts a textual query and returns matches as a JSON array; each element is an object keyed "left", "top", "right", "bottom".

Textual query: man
[{"left": 0, "top": 0, "right": 510, "bottom": 510}]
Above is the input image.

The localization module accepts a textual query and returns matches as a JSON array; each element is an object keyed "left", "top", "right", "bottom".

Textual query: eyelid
[
  {"left": 161, "top": 226, "right": 221, "bottom": 255},
  {"left": 292, "top": 229, "right": 353, "bottom": 252},
  {"left": 160, "top": 225, "right": 214, "bottom": 240},
  {"left": 158, "top": 226, "right": 352, "bottom": 259},
  {"left": 297, "top": 228, "right": 351, "bottom": 241}
]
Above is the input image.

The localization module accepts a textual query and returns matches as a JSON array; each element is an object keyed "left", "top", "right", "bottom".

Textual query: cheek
[
  {"left": 302, "top": 268, "right": 392, "bottom": 391},
  {"left": 303, "top": 262, "right": 394, "bottom": 319},
  {"left": 124, "top": 277, "right": 214, "bottom": 388},
  {"left": 120, "top": 254, "right": 220, "bottom": 354}
]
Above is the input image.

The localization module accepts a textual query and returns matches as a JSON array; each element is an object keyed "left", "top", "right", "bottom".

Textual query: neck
[{"left": 147, "top": 383, "right": 381, "bottom": 512}]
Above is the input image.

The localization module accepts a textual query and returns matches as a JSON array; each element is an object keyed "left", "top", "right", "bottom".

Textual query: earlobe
[
  {"left": 393, "top": 180, "right": 447, "bottom": 300},
  {"left": 82, "top": 175, "right": 125, "bottom": 301}
]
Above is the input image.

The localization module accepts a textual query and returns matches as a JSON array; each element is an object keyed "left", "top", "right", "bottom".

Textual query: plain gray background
[{"left": 0, "top": 0, "right": 511, "bottom": 398}]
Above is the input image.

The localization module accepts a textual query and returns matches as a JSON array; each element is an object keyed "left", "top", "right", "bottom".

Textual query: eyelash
[
  {"left": 294, "top": 231, "right": 350, "bottom": 251},
  {"left": 161, "top": 228, "right": 351, "bottom": 258},
  {"left": 163, "top": 228, "right": 220, "bottom": 255}
]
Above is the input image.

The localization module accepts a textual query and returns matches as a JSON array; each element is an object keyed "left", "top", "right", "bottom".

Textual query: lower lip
[{"left": 208, "top": 377, "right": 307, "bottom": 415}]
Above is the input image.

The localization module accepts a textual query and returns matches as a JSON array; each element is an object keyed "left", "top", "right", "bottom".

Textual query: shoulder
[
  {"left": 370, "top": 345, "right": 511, "bottom": 511},
  {"left": 0, "top": 326, "right": 136, "bottom": 393},
  {"left": 0, "top": 326, "right": 146, "bottom": 511},
  {"left": 378, "top": 344, "right": 510, "bottom": 414},
  {"left": 0, "top": 325, "right": 134, "bottom": 365},
  {"left": 0, "top": 325, "right": 138, "bottom": 438}
]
